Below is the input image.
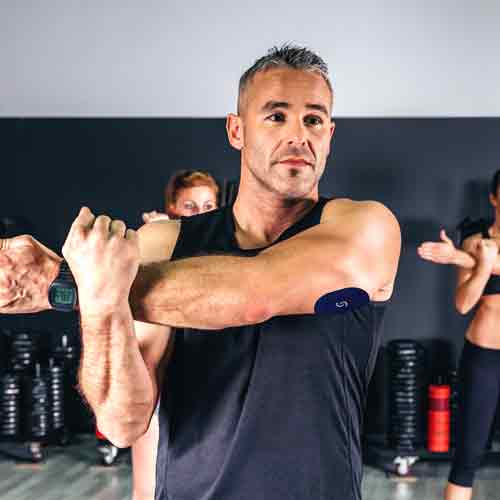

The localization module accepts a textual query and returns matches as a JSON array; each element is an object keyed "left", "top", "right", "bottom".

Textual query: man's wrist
[
  {"left": 78, "top": 296, "right": 129, "bottom": 319},
  {"left": 79, "top": 301, "right": 133, "bottom": 337},
  {"left": 45, "top": 257, "right": 64, "bottom": 310},
  {"left": 47, "top": 259, "right": 79, "bottom": 312}
]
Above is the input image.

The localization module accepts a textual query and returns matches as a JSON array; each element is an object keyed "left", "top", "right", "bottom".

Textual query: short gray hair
[{"left": 238, "top": 43, "right": 333, "bottom": 113}]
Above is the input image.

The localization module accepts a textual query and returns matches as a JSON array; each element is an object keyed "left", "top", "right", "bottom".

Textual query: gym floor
[{"left": 1, "top": 436, "right": 500, "bottom": 500}]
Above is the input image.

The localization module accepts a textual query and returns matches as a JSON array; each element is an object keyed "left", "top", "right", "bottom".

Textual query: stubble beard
[{"left": 248, "top": 160, "right": 318, "bottom": 200}]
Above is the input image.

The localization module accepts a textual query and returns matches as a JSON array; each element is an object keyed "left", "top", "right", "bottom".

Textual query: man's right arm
[{"left": 75, "top": 219, "right": 180, "bottom": 446}]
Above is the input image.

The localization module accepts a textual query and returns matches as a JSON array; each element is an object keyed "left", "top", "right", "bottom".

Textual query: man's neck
[{"left": 232, "top": 188, "right": 318, "bottom": 249}]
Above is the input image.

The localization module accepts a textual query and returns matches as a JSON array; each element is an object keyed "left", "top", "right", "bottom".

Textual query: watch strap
[{"left": 57, "top": 260, "right": 76, "bottom": 285}]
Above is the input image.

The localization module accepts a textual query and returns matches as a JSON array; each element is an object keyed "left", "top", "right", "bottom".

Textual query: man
[{"left": 0, "top": 45, "right": 400, "bottom": 500}]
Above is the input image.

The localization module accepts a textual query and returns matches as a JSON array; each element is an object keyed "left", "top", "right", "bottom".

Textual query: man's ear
[
  {"left": 330, "top": 120, "right": 336, "bottom": 139},
  {"left": 226, "top": 113, "right": 244, "bottom": 151},
  {"left": 490, "top": 193, "right": 498, "bottom": 209}
]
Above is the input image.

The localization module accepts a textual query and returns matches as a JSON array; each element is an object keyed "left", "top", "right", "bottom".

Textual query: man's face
[
  {"left": 237, "top": 67, "right": 335, "bottom": 199},
  {"left": 170, "top": 186, "right": 218, "bottom": 217}
]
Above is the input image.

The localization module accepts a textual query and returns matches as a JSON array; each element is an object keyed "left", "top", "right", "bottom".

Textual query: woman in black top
[{"left": 418, "top": 170, "right": 500, "bottom": 500}]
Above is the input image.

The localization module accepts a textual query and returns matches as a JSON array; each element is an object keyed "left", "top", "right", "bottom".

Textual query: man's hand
[
  {"left": 62, "top": 207, "right": 140, "bottom": 316},
  {"left": 0, "top": 235, "right": 62, "bottom": 313},
  {"left": 142, "top": 211, "right": 170, "bottom": 224},
  {"left": 418, "top": 229, "right": 457, "bottom": 264}
]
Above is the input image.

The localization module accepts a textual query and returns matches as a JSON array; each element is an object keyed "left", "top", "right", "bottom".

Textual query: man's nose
[{"left": 286, "top": 120, "right": 307, "bottom": 146}]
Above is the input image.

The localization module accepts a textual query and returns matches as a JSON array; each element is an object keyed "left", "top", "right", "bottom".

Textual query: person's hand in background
[{"left": 142, "top": 211, "right": 170, "bottom": 224}]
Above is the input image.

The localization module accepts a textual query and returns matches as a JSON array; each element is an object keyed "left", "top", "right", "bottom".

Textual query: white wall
[{"left": 1, "top": 0, "right": 499, "bottom": 117}]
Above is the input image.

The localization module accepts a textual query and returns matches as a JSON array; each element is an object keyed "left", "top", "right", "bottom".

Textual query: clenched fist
[
  {"left": 62, "top": 207, "right": 140, "bottom": 316},
  {"left": 0, "top": 235, "right": 62, "bottom": 313}
]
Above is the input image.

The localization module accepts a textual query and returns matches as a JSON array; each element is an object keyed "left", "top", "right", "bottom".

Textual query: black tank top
[
  {"left": 481, "top": 223, "right": 500, "bottom": 296},
  {"left": 155, "top": 198, "right": 387, "bottom": 500}
]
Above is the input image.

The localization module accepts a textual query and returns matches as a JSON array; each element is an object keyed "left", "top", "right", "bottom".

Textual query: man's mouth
[{"left": 278, "top": 157, "right": 313, "bottom": 167}]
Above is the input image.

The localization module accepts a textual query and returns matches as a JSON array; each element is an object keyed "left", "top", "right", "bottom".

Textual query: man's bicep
[
  {"left": 254, "top": 206, "right": 400, "bottom": 317},
  {"left": 137, "top": 219, "right": 181, "bottom": 263}
]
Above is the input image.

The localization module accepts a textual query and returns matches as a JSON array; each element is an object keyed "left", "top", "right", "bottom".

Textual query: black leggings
[{"left": 449, "top": 339, "right": 500, "bottom": 487}]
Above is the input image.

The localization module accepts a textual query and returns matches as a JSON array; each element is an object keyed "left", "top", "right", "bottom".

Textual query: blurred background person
[
  {"left": 142, "top": 170, "right": 219, "bottom": 223},
  {"left": 418, "top": 170, "right": 500, "bottom": 500},
  {"left": 133, "top": 169, "right": 220, "bottom": 500}
]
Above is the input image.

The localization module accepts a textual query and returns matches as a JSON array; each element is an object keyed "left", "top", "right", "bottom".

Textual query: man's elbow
[
  {"left": 95, "top": 408, "right": 151, "bottom": 448},
  {"left": 98, "top": 420, "right": 149, "bottom": 448},
  {"left": 242, "top": 299, "right": 273, "bottom": 325}
]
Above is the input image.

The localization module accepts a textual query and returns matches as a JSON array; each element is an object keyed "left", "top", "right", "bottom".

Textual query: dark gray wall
[{"left": 1, "top": 118, "right": 499, "bottom": 421}]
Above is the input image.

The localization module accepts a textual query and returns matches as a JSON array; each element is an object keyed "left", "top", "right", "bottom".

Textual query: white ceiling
[{"left": 1, "top": 0, "right": 499, "bottom": 117}]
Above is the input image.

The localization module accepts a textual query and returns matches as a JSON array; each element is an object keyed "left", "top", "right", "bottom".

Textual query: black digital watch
[{"left": 48, "top": 260, "right": 78, "bottom": 312}]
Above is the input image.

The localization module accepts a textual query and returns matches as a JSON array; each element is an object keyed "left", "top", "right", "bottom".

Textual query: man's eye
[
  {"left": 184, "top": 202, "right": 195, "bottom": 209},
  {"left": 305, "top": 115, "right": 323, "bottom": 126},
  {"left": 268, "top": 112, "right": 285, "bottom": 122},
  {"left": 204, "top": 203, "right": 214, "bottom": 211}
]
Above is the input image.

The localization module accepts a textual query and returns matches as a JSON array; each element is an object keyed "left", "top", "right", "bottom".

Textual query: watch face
[
  {"left": 54, "top": 286, "right": 76, "bottom": 305},
  {"left": 49, "top": 284, "right": 77, "bottom": 311}
]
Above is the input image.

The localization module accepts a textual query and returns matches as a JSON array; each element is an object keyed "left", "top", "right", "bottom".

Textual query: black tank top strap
[
  {"left": 481, "top": 221, "right": 490, "bottom": 239},
  {"left": 274, "top": 196, "right": 331, "bottom": 243}
]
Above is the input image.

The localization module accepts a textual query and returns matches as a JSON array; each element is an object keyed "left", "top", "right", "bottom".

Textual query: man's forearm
[
  {"left": 79, "top": 306, "right": 154, "bottom": 446},
  {"left": 129, "top": 255, "right": 264, "bottom": 329}
]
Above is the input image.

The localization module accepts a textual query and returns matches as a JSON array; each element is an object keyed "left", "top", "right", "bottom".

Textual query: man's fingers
[
  {"left": 93, "top": 215, "right": 112, "bottom": 235},
  {"left": 67, "top": 207, "right": 96, "bottom": 239},
  {"left": 110, "top": 220, "right": 127, "bottom": 239},
  {"left": 0, "top": 238, "right": 11, "bottom": 251},
  {"left": 0, "top": 235, "right": 34, "bottom": 251},
  {"left": 76, "top": 206, "right": 95, "bottom": 225},
  {"left": 125, "top": 228, "right": 138, "bottom": 243}
]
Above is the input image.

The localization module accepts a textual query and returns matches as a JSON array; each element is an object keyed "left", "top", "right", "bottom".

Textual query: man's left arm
[{"left": 130, "top": 201, "right": 401, "bottom": 329}]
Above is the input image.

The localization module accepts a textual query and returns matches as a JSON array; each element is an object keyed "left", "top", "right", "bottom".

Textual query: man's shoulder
[
  {"left": 137, "top": 219, "right": 181, "bottom": 263},
  {"left": 315, "top": 198, "right": 400, "bottom": 259},
  {"left": 320, "top": 198, "right": 398, "bottom": 229}
]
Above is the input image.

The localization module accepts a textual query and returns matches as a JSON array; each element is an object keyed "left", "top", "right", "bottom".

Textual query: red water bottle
[{"left": 428, "top": 384, "right": 450, "bottom": 452}]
